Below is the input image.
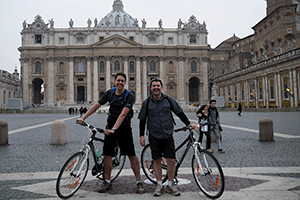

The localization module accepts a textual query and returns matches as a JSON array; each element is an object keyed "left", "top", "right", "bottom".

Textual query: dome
[{"left": 98, "top": 0, "right": 137, "bottom": 28}]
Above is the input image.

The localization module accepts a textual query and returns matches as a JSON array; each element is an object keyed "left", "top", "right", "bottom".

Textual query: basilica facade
[{"left": 19, "top": 0, "right": 209, "bottom": 107}]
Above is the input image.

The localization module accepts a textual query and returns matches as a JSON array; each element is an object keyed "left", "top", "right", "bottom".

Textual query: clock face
[
  {"left": 190, "top": 22, "right": 196, "bottom": 29},
  {"left": 35, "top": 23, "right": 42, "bottom": 29}
]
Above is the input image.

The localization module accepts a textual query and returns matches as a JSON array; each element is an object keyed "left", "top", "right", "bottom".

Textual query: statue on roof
[
  {"left": 87, "top": 18, "right": 92, "bottom": 28},
  {"left": 94, "top": 18, "right": 98, "bottom": 27},
  {"left": 49, "top": 18, "right": 54, "bottom": 29},
  {"left": 23, "top": 20, "right": 27, "bottom": 30},
  {"left": 158, "top": 19, "right": 162, "bottom": 28},
  {"left": 142, "top": 18, "right": 146, "bottom": 28},
  {"left": 69, "top": 19, "right": 74, "bottom": 28}
]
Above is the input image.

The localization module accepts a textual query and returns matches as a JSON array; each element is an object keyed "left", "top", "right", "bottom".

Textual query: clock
[
  {"left": 35, "top": 22, "right": 42, "bottom": 29},
  {"left": 190, "top": 22, "right": 196, "bottom": 29}
]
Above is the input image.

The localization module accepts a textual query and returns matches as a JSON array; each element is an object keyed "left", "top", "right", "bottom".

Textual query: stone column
[
  {"left": 22, "top": 58, "right": 30, "bottom": 106},
  {"left": 275, "top": 73, "right": 279, "bottom": 107},
  {"left": 178, "top": 56, "right": 185, "bottom": 104},
  {"left": 237, "top": 82, "right": 241, "bottom": 102},
  {"left": 47, "top": 57, "right": 54, "bottom": 105},
  {"left": 265, "top": 76, "right": 269, "bottom": 108},
  {"left": 245, "top": 80, "right": 249, "bottom": 108},
  {"left": 143, "top": 57, "right": 148, "bottom": 100},
  {"left": 202, "top": 57, "right": 209, "bottom": 104},
  {"left": 124, "top": 57, "right": 129, "bottom": 89},
  {"left": 87, "top": 57, "right": 92, "bottom": 102},
  {"left": 136, "top": 57, "right": 142, "bottom": 103},
  {"left": 159, "top": 57, "right": 164, "bottom": 82},
  {"left": 93, "top": 57, "right": 99, "bottom": 102},
  {"left": 254, "top": 78, "right": 258, "bottom": 108},
  {"left": 293, "top": 69, "right": 298, "bottom": 107},
  {"left": 106, "top": 56, "right": 111, "bottom": 91},
  {"left": 262, "top": 76, "right": 266, "bottom": 107},
  {"left": 68, "top": 57, "right": 75, "bottom": 104},
  {"left": 277, "top": 73, "right": 282, "bottom": 108},
  {"left": 289, "top": 69, "right": 294, "bottom": 107}
]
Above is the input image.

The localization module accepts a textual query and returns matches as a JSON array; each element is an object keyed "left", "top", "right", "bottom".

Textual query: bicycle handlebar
[
  {"left": 76, "top": 120, "right": 104, "bottom": 133},
  {"left": 174, "top": 126, "right": 191, "bottom": 132}
]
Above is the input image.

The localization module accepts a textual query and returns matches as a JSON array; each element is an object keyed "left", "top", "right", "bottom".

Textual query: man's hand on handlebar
[{"left": 77, "top": 118, "right": 84, "bottom": 124}]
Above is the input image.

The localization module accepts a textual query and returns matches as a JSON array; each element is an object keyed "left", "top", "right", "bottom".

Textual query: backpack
[
  {"left": 145, "top": 95, "right": 176, "bottom": 125},
  {"left": 109, "top": 87, "right": 134, "bottom": 118}
]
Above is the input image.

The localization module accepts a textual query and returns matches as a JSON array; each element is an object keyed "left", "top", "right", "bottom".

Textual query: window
[
  {"left": 191, "top": 61, "right": 197, "bottom": 72},
  {"left": 35, "top": 35, "right": 42, "bottom": 44},
  {"left": 190, "top": 35, "right": 196, "bottom": 43},
  {"left": 149, "top": 36, "right": 156, "bottom": 44},
  {"left": 100, "top": 61, "right": 105, "bottom": 73},
  {"left": 242, "top": 89, "right": 244, "bottom": 101},
  {"left": 78, "top": 61, "right": 84, "bottom": 72},
  {"left": 130, "top": 77, "right": 134, "bottom": 81},
  {"left": 114, "top": 60, "right": 120, "bottom": 71},
  {"left": 129, "top": 61, "right": 134, "bottom": 73},
  {"left": 77, "top": 37, "right": 84, "bottom": 43},
  {"left": 59, "top": 37, "right": 65, "bottom": 44},
  {"left": 169, "top": 61, "right": 174, "bottom": 71},
  {"left": 78, "top": 78, "right": 83, "bottom": 81},
  {"left": 99, "top": 37, "right": 104, "bottom": 41},
  {"left": 100, "top": 77, "right": 105, "bottom": 81},
  {"left": 150, "top": 61, "right": 156, "bottom": 71},
  {"left": 129, "top": 37, "right": 134, "bottom": 41},
  {"left": 59, "top": 62, "right": 64, "bottom": 74},
  {"left": 168, "top": 37, "right": 173, "bottom": 44},
  {"left": 35, "top": 62, "right": 41, "bottom": 74}
]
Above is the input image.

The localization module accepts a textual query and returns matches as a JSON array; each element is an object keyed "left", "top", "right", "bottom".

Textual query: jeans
[{"left": 209, "top": 125, "right": 222, "bottom": 150}]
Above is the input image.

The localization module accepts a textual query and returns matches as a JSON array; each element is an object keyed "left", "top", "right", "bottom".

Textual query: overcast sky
[{"left": 0, "top": 0, "right": 266, "bottom": 73}]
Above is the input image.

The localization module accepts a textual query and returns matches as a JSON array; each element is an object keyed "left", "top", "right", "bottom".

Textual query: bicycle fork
[{"left": 192, "top": 142, "right": 211, "bottom": 176}]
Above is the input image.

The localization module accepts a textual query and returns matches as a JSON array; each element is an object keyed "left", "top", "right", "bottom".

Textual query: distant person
[
  {"left": 208, "top": 100, "right": 225, "bottom": 153},
  {"left": 79, "top": 106, "right": 84, "bottom": 117},
  {"left": 68, "top": 107, "right": 72, "bottom": 115},
  {"left": 196, "top": 104, "right": 212, "bottom": 153},
  {"left": 237, "top": 102, "right": 242, "bottom": 116},
  {"left": 83, "top": 107, "right": 87, "bottom": 114}
]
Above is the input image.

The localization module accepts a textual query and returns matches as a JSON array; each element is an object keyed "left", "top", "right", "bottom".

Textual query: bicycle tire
[
  {"left": 56, "top": 152, "right": 89, "bottom": 199},
  {"left": 141, "top": 144, "right": 168, "bottom": 184},
  {"left": 191, "top": 148, "right": 225, "bottom": 199},
  {"left": 109, "top": 145, "right": 126, "bottom": 181}
]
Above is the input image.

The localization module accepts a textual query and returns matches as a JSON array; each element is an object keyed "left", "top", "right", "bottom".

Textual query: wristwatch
[{"left": 111, "top": 127, "right": 117, "bottom": 131}]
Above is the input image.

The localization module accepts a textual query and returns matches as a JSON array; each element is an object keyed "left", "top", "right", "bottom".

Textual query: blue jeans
[{"left": 209, "top": 125, "right": 222, "bottom": 150}]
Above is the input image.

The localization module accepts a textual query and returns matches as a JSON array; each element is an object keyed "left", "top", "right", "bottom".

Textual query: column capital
[
  {"left": 67, "top": 57, "right": 74, "bottom": 62},
  {"left": 86, "top": 56, "right": 92, "bottom": 61},
  {"left": 123, "top": 56, "right": 129, "bottom": 61},
  {"left": 135, "top": 56, "right": 141, "bottom": 62},
  {"left": 159, "top": 56, "right": 165, "bottom": 61},
  {"left": 105, "top": 56, "right": 111, "bottom": 61},
  {"left": 142, "top": 57, "right": 148, "bottom": 62},
  {"left": 93, "top": 56, "right": 99, "bottom": 61}
]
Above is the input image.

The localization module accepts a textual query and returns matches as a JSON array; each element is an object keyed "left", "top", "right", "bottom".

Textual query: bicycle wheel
[
  {"left": 56, "top": 152, "right": 89, "bottom": 199},
  {"left": 110, "top": 145, "right": 126, "bottom": 181},
  {"left": 141, "top": 144, "right": 167, "bottom": 184},
  {"left": 192, "top": 149, "right": 225, "bottom": 199}
]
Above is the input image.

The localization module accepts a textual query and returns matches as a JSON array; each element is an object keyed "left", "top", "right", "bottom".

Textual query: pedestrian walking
[
  {"left": 238, "top": 102, "right": 242, "bottom": 116},
  {"left": 138, "top": 78, "right": 196, "bottom": 197},
  {"left": 208, "top": 100, "right": 225, "bottom": 153},
  {"left": 196, "top": 104, "right": 212, "bottom": 153},
  {"left": 77, "top": 72, "right": 145, "bottom": 194}
]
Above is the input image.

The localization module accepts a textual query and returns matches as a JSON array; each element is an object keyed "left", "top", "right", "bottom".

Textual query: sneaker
[
  {"left": 206, "top": 149, "right": 213, "bottom": 153},
  {"left": 97, "top": 181, "right": 112, "bottom": 193},
  {"left": 166, "top": 185, "right": 180, "bottom": 196},
  {"left": 218, "top": 149, "right": 226, "bottom": 153},
  {"left": 136, "top": 182, "right": 145, "bottom": 194},
  {"left": 153, "top": 185, "right": 164, "bottom": 196}
]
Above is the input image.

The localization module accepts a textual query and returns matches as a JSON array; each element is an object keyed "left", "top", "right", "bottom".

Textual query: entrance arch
[
  {"left": 32, "top": 78, "right": 44, "bottom": 104},
  {"left": 189, "top": 77, "right": 200, "bottom": 104}
]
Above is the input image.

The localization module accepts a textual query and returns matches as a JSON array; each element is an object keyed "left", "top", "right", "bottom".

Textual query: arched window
[
  {"left": 114, "top": 60, "right": 120, "bottom": 71},
  {"left": 59, "top": 62, "right": 64, "bottom": 74},
  {"left": 150, "top": 61, "right": 156, "bottom": 71},
  {"left": 100, "top": 61, "right": 105, "bottom": 73},
  {"left": 191, "top": 61, "right": 197, "bottom": 72},
  {"left": 78, "top": 61, "right": 84, "bottom": 72},
  {"left": 35, "top": 62, "right": 41, "bottom": 74},
  {"left": 130, "top": 61, "right": 134, "bottom": 73}
]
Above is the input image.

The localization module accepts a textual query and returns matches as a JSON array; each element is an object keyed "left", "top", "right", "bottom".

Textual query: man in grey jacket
[{"left": 139, "top": 78, "right": 196, "bottom": 197}]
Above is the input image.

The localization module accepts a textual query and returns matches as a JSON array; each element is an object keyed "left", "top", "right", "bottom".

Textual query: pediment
[{"left": 91, "top": 34, "right": 142, "bottom": 48}]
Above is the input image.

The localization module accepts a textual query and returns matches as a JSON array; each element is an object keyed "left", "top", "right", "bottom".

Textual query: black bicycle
[
  {"left": 56, "top": 121, "right": 126, "bottom": 199},
  {"left": 141, "top": 126, "right": 225, "bottom": 199}
]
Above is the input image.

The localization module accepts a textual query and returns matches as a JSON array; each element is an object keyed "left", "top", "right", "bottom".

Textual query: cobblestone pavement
[{"left": 0, "top": 111, "right": 299, "bottom": 199}]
